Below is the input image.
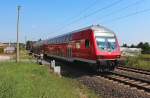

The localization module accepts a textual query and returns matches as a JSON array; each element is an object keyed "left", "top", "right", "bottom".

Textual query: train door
[
  {"left": 81, "top": 32, "right": 92, "bottom": 59},
  {"left": 84, "top": 39, "right": 91, "bottom": 58},
  {"left": 67, "top": 44, "right": 72, "bottom": 58},
  {"left": 67, "top": 48, "right": 72, "bottom": 57}
]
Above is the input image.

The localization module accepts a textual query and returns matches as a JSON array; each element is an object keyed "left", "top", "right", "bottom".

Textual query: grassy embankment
[
  {"left": 0, "top": 50, "right": 99, "bottom": 98},
  {"left": 125, "top": 54, "right": 150, "bottom": 70}
]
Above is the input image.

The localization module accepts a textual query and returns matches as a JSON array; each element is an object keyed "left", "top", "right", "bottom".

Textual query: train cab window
[
  {"left": 85, "top": 39, "right": 90, "bottom": 48},
  {"left": 96, "top": 37, "right": 117, "bottom": 52}
]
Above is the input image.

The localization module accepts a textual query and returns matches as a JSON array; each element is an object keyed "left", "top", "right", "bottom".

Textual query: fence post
[
  {"left": 54, "top": 62, "right": 61, "bottom": 77},
  {"left": 51, "top": 60, "right": 55, "bottom": 68}
]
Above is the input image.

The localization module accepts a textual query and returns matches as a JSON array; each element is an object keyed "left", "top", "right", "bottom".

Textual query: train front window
[
  {"left": 96, "top": 37, "right": 117, "bottom": 52},
  {"left": 96, "top": 38, "right": 106, "bottom": 51},
  {"left": 107, "top": 38, "right": 116, "bottom": 50}
]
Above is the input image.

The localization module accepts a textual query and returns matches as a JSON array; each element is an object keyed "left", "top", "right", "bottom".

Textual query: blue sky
[{"left": 0, "top": 0, "right": 150, "bottom": 45}]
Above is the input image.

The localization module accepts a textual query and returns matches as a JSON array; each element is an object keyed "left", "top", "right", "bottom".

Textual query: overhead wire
[
  {"left": 56, "top": 0, "right": 123, "bottom": 33},
  {"left": 103, "top": 8, "right": 150, "bottom": 24},
  {"left": 63, "top": 0, "right": 99, "bottom": 22},
  {"left": 92, "top": 0, "right": 143, "bottom": 23},
  {"left": 50, "top": 0, "right": 148, "bottom": 38},
  {"left": 73, "top": 0, "right": 143, "bottom": 30},
  {"left": 53, "top": 0, "right": 99, "bottom": 30}
]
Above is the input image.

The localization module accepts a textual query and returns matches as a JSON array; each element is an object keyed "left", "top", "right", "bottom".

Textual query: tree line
[{"left": 122, "top": 42, "right": 150, "bottom": 54}]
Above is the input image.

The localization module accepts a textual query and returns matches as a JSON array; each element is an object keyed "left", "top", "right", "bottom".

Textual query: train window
[
  {"left": 85, "top": 39, "right": 90, "bottom": 48},
  {"left": 96, "top": 37, "right": 117, "bottom": 51},
  {"left": 62, "top": 36, "right": 65, "bottom": 42},
  {"left": 68, "top": 34, "right": 72, "bottom": 41},
  {"left": 76, "top": 42, "right": 80, "bottom": 49}
]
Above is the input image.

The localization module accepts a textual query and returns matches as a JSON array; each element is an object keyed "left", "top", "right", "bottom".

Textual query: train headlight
[
  {"left": 97, "top": 55, "right": 104, "bottom": 59},
  {"left": 117, "top": 55, "right": 120, "bottom": 58}
]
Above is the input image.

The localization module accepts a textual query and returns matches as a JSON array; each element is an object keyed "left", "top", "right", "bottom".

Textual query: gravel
[
  {"left": 45, "top": 60, "right": 150, "bottom": 98},
  {"left": 78, "top": 75, "right": 150, "bottom": 98}
]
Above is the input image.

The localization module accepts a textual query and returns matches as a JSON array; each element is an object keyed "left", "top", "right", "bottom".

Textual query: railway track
[
  {"left": 98, "top": 72, "right": 150, "bottom": 93},
  {"left": 117, "top": 66, "right": 150, "bottom": 76},
  {"left": 41, "top": 58, "right": 150, "bottom": 97}
]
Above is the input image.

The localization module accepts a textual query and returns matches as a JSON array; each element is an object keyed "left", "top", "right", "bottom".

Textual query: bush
[
  {"left": 125, "top": 56, "right": 150, "bottom": 70},
  {"left": 0, "top": 48, "right": 4, "bottom": 54}
]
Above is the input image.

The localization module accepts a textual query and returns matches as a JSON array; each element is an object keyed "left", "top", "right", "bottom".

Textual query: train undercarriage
[
  {"left": 43, "top": 54, "right": 118, "bottom": 72},
  {"left": 95, "top": 60, "right": 118, "bottom": 72}
]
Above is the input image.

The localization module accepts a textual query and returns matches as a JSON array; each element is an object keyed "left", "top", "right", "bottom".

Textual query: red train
[{"left": 32, "top": 25, "right": 121, "bottom": 71}]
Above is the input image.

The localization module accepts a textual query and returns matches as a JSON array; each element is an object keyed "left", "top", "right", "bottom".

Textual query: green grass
[
  {"left": 0, "top": 61, "right": 98, "bottom": 98},
  {"left": 140, "top": 54, "right": 150, "bottom": 59},
  {"left": 125, "top": 55, "right": 150, "bottom": 70}
]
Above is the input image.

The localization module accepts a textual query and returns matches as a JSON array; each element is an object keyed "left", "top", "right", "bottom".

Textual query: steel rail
[
  {"left": 99, "top": 72, "right": 150, "bottom": 93},
  {"left": 117, "top": 66, "right": 150, "bottom": 75}
]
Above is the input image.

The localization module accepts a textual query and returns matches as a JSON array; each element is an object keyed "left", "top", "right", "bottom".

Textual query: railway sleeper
[
  {"left": 103, "top": 75, "right": 150, "bottom": 93},
  {"left": 111, "top": 72, "right": 150, "bottom": 84},
  {"left": 118, "top": 66, "right": 150, "bottom": 75}
]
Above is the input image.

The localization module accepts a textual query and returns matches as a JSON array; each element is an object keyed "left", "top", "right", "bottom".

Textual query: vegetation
[
  {"left": 26, "top": 41, "right": 36, "bottom": 50},
  {"left": 125, "top": 55, "right": 150, "bottom": 70},
  {"left": 0, "top": 48, "right": 3, "bottom": 54},
  {"left": 140, "top": 54, "right": 150, "bottom": 59},
  {"left": 19, "top": 49, "right": 32, "bottom": 60},
  {"left": 122, "top": 42, "right": 150, "bottom": 54},
  {"left": 0, "top": 50, "right": 99, "bottom": 98}
]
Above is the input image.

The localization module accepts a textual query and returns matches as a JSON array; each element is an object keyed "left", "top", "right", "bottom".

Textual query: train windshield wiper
[{"left": 96, "top": 37, "right": 116, "bottom": 52}]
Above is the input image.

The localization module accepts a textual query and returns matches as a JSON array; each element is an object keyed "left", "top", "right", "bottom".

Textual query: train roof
[
  {"left": 34, "top": 25, "right": 115, "bottom": 46},
  {"left": 72, "top": 24, "right": 114, "bottom": 33},
  {"left": 48, "top": 24, "right": 114, "bottom": 39}
]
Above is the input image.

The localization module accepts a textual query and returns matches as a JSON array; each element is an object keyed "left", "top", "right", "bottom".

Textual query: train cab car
[
  {"left": 33, "top": 25, "right": 121, "bottom": 72},
  {"left": 92, "top": 26, "right": 121, "bottom": 71},
  {"left": 70, "top": 25, "right": 121, "bottom": 71}
]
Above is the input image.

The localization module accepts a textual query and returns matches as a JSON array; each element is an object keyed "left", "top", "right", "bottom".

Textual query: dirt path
[{"left": 0, "top": 55, "right": 11, "bottom": 61}]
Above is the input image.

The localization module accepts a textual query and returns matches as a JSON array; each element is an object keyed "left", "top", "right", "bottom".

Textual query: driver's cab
[{"left": 93, "top": 27, "right": 120, "bottom": 60}]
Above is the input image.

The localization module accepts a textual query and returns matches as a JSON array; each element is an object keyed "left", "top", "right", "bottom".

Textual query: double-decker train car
[{"left": 32, "top": 25, "right": 121, "bottom": 71}]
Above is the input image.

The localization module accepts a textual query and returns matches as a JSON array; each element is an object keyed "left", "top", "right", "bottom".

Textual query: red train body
[{"left": 32, "top": 25, "right": 121, "bottom": 71}]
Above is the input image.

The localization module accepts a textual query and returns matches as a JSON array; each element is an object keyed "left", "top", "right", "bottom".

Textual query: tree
[
  {"left": 137, "top": 42, "right": 150, "bottom": 54},
  {"left": 26, "top": 41, "right": 34, "bottom": 50},
  {"left": 142, "top": 42, "right": 150, "bottom": 54},
  {"left": 137, "top": 42, "right": 143, "bottom": 48},
  {"left": 122, "top": 43, "right": 128, "bottom": 47},
  {"left": 38, "top": 39, "right": 42, "bottom": 41},
  {"left": 130, "top": 44, "right": 135, "bottom": 48}
]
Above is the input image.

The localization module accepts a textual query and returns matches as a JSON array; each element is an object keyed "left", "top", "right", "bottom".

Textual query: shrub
[
  {"left": 125, "top": 56, "right": 150, "bottom": 70},
  {"left": 0, "top": 48, "right": 4, "bottom": 54}
]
